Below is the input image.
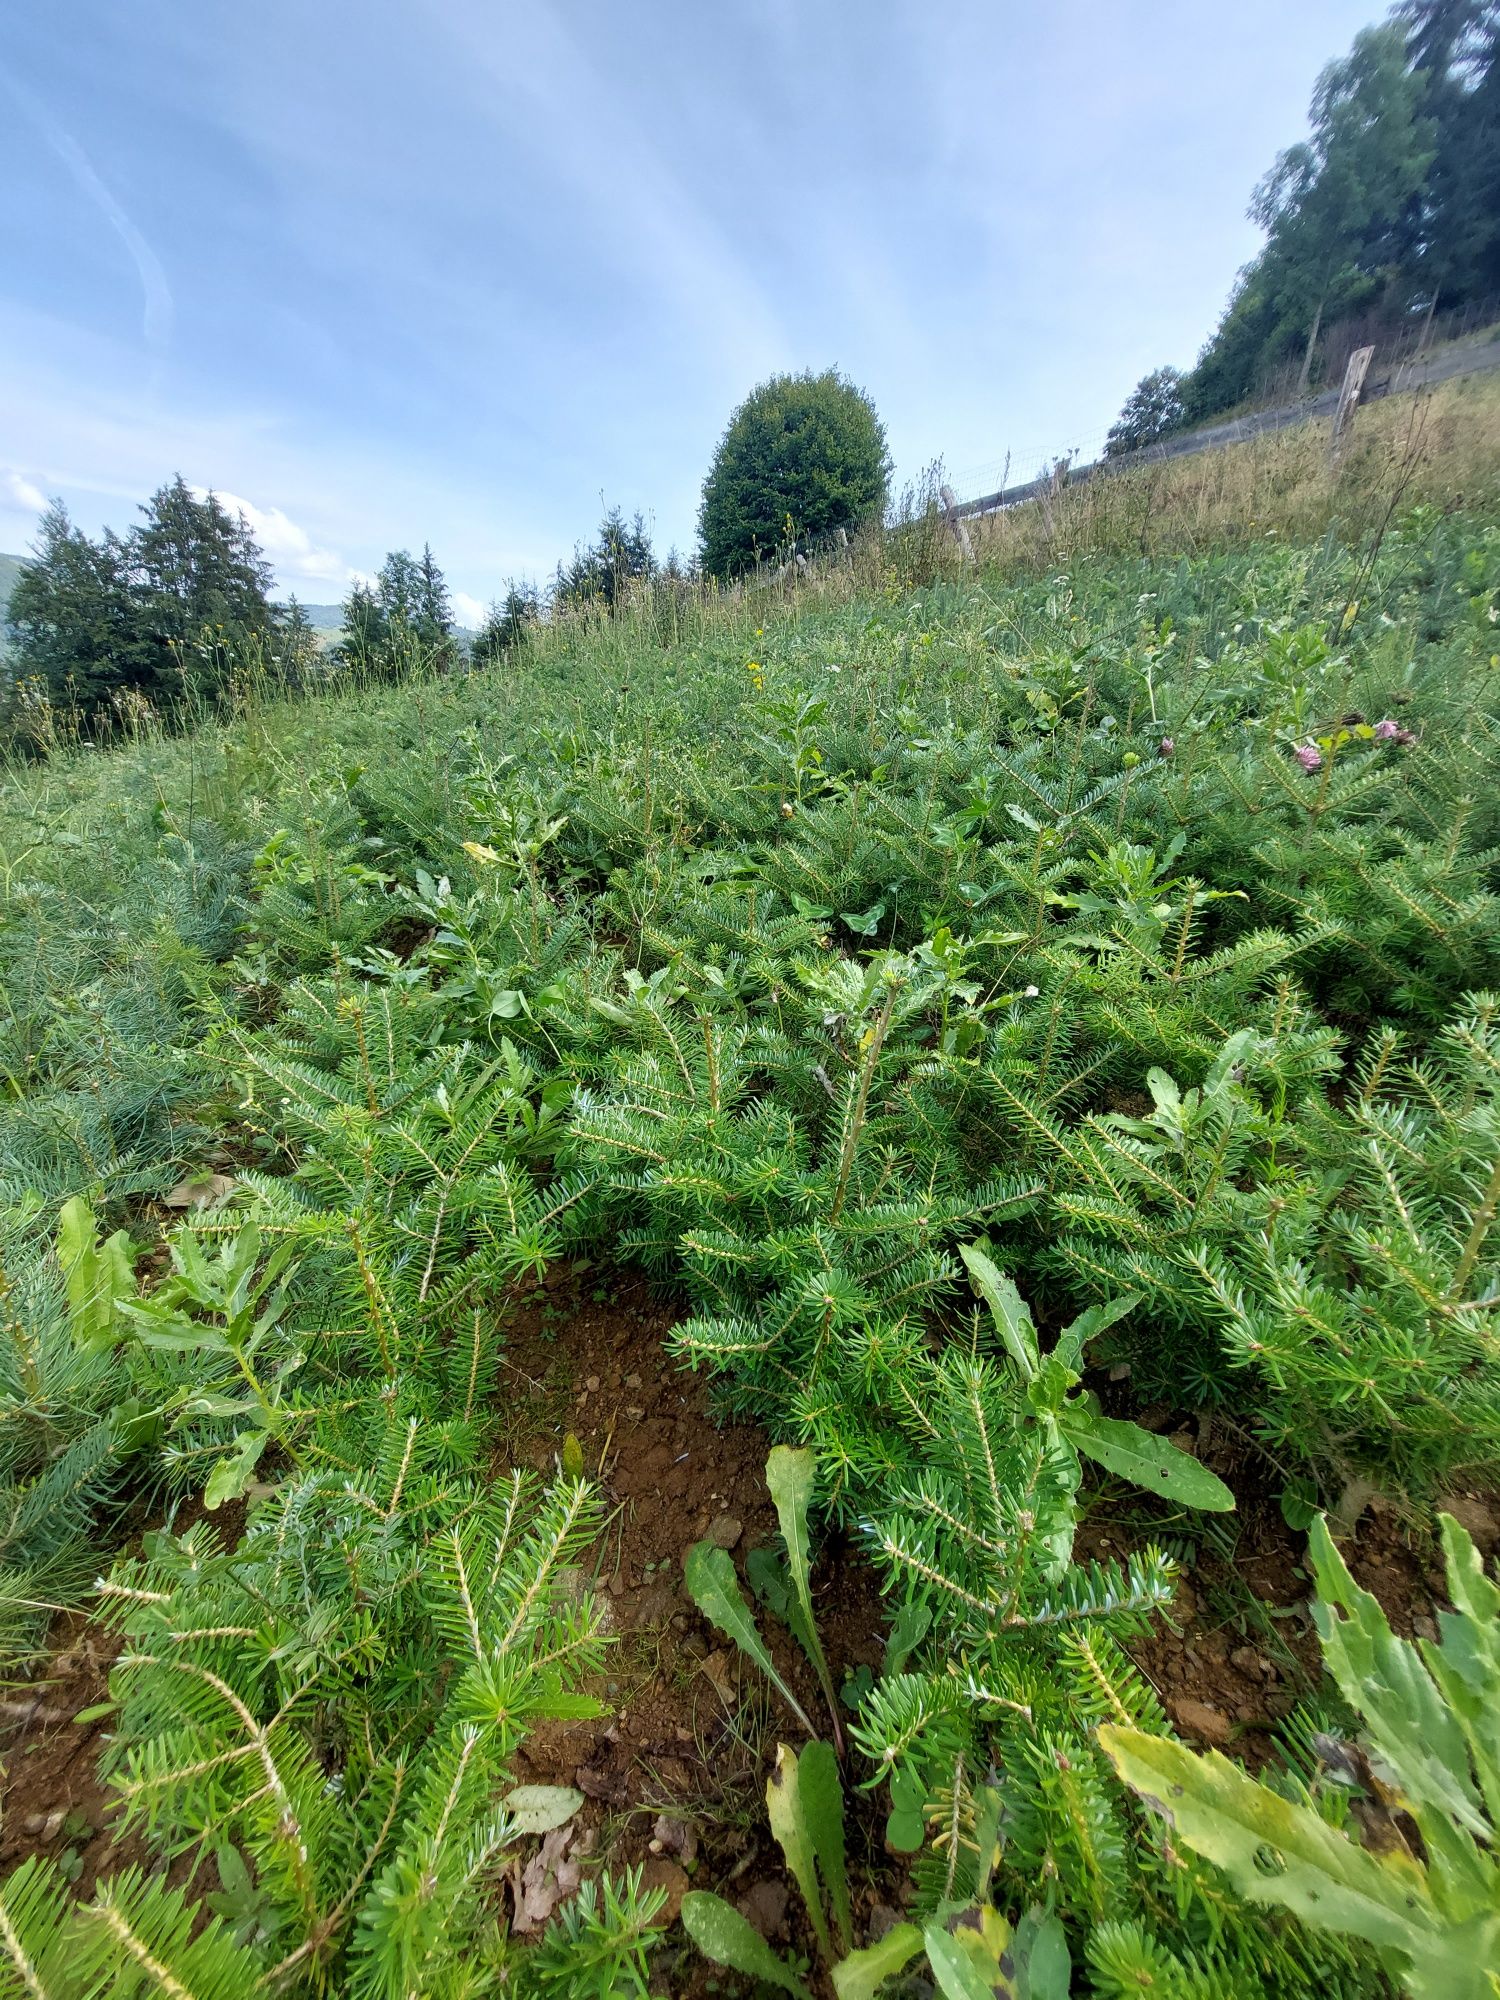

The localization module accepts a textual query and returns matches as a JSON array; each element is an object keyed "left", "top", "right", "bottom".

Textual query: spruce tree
[
  {"left": 274, "top": 596, "right": 322, "bottom": 689},
  {"left": 4, "top": 502, "right": 131, "bottom": 716},
  {"left": 125, "top": 477, "right": 276, "bottom": 703},
  {"left": 472, "top": 581, "right": 539, "bottom": 663},
  {"left": 337, "top": 579, "right": 388, "bottom": 676}
]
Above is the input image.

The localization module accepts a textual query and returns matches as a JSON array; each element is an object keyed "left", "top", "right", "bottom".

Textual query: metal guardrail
[{"left": 951, "top": 329, "right": 1500, "bottom": 520}]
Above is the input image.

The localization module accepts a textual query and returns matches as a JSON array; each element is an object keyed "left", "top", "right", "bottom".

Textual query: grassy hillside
[{"left": 0, "top": 382, "right": 1496, "bottom": 1990}]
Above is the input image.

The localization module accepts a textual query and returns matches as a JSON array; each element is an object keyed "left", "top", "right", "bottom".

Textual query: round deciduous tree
[
  {"left": 698, "top": 370, "right": 890, "bottom": 580},
  {"left": 1104, "top": 367, "right": 1187, "bottom": 458}
]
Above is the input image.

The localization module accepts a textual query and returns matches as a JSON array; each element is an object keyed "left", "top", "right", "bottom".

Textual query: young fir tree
[
  {"left": 472, "top": 581, "right": 540, "bottom": 664},
  {"left": 337, "top": 578, "right": 388, "bottom": 676}
]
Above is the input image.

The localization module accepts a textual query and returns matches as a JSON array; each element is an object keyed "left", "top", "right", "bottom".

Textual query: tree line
[
  {"left": 3, "top": 368, "right": 890, "bottom": 740},
  {"left": 1106, "top": 0, "right": 1499, "bottom": 455}
]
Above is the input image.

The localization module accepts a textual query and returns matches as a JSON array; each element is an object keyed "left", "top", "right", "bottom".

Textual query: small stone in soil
[
  {"left": 1170, "top": 1697, "right": 1234, "bottom": 1748},
  {"left": 1229, "top": 1646, "right": 1272, "bottom": 1679},
  {"left": 701, "top": 1650, "right": 736, "bottom": 1700},
  {"left": 707, "top": 1514, "right": 742, "bottom": 1550},
  {"left": 1439, "top": 1494, "right": 1499, "bottom": 1554},
  {"left": 638, "top": 1857, "right": 690, "bottom": 1924},
  {"left": 738, "top": 1879, "right": 789, "bottom": 1940}
]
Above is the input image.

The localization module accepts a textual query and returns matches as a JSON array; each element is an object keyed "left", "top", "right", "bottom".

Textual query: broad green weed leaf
[
  {"left": 1012, "top": 1906, "right": 1071, "bottom": 1999},
  {"left": 765, "top": 1445, "right": 841, "bottom": 1742},
  {"left": 1308, "top": 1514, "right": 1487, "bottom": 1837},
  {"left": 766, "top": 1743, "right": 830, "bottom": 1961},
  {"left": 57, "top": 1197, "right": 133, "bottom": 1352},
  {"left": 960, "top": 1244, "right": 1038, "bottom": 1381},
  {"left": 1052, "top": 1292, "right": 1139, "bottom": 1376},
  {"left": 923, "top": 1907, "right": 1019, "bottom": 2000},
  {"left": 798, "top": 1739, "right": 850, "bottom": 1954},
  {"left": 831, "top": 1923, "right": 923, "bottom": 1999},
  {"left": 205, "top": 1430, "right": 269, "bottom": 1511},
  {"left": 681, "top": 1891, "right": 811, "bottom": 1999},
  {"left": 1099, "top": 1725, "right": 1441, "bottom": 1959},
  {"left": 1066, "top": 1410, "right": 1234, "bottom": 1511},
  {"left": 683, "top": 1541, "right": 816, "bottom": 1737}
]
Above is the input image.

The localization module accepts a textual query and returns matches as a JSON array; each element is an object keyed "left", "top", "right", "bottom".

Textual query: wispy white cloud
[
  {"left": 195, "top": 486, "right": 354, "bottom": 588},
  {"left": 452, "top": 591, "right": 486, "bottom": 630},
  {"left": 3, "top": 469, "right": 47, "bottom": 514},
  {"left": 3, "top": 73, "right": 173, "bottom": 356},
  {"left": 428, "top": 3, "right": 787, "bottom": 385}
]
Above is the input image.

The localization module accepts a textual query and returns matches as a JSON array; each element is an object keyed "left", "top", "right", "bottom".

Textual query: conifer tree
[
  {"left": 4, "top": 501, "right": 131, "bottom": 714},
  {"left": 337, "top": 578, "right": 388, "bottom": 675},
  {"left": 125, "top": 477, "right": 277, "bottom": 702}
]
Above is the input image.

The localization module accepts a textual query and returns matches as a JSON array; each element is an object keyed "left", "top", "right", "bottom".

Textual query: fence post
[
  {"left": 1329, "top": 345, "right": 1374, "bottom": 468},
  {"left": 939, "top": 484, "right": 975, "bottom": 565}
]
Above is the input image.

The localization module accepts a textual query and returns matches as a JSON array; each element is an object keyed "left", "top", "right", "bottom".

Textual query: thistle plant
[{"left": 1103, "top": 1513, "right": 1500, "bottom": 2000}]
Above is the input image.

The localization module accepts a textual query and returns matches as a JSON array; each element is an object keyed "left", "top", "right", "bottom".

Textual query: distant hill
[{"left": 279, "top": 601, "right": 346, "bottom": 634}]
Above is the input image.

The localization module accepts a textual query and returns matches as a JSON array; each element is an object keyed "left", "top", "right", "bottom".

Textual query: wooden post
[
  {"left": 1329, "top": 345, "right": 1374, "bottom": 466},
  {"left": 939, "top": 484, "right": 975, "bottom": 565}
]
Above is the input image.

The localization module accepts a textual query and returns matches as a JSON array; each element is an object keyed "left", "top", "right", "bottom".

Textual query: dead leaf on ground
[{"left": 509, "top": 1822, "right": 582, "bottom": 1932}]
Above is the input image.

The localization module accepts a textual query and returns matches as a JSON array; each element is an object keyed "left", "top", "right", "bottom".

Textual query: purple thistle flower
[
  {"left": 1296, "top": 743, "right": 1323, "bottom": 772},
  {"left": 1374, "top": 717, "right": 1400, "bottom": 740}
]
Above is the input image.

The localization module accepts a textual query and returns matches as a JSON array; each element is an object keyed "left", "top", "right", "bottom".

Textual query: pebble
[
  {"left": 1170, "top": 1697, "right": 1233, "bottom": 1748},
  {"left": 638, "top": 1858, "right": 690, "bottom": 1925},
  {"left": 1439, "top": 1494, "right": 1499, "bottom": 1554},
  {"left": 708, "top": 1514, "right": 743, "bottom": 1550},
  {"left": 738, "top": 1879, "right": 789, "bottom": 1940}
]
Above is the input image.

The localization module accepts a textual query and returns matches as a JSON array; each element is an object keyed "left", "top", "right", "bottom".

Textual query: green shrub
[{"left": 698, "top": 368, "right": 890, "bottom": 578}]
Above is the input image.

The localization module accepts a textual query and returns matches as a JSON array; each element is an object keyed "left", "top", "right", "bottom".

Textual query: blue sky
[{"left": 2, "top": 0, "right": 1379, "bottom": 617}]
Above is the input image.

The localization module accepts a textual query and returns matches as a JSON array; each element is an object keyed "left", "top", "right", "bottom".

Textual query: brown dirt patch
[
  {"left": 4, "top": 1261, "right": 1482, "bottom": 1991},
  {"left": 0, "top": 1612, "right": 151, "bottom": 1898},
  {"left": 496, "top": 1262, "right": 902, "bottom": 1987},
  {"left": 1079, "top": 1410, "right": 1464, "bottom": 1767},
  {"left": 0, "top": 1492, "right": 249, "bottom": 1900}
]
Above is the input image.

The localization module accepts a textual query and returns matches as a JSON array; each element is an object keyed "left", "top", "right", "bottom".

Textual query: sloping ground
[{"left": 0, "top": 481, "right": 1495, "bottom": 1991}]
